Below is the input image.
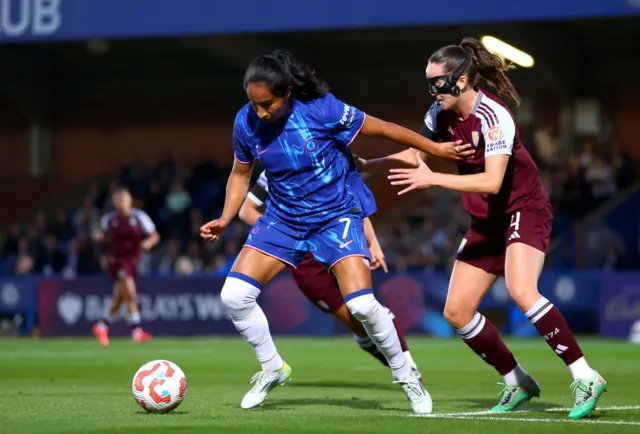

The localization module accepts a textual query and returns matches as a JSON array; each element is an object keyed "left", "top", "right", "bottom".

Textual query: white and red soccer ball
[{"left": 132, "top": 360, "right": 187, "bottom": 413}]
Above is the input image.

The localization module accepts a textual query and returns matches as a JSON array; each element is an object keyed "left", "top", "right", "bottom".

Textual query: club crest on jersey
[
  {"left": 472, "top": 131, "right": 480, "bottom": 146},
  {"left": 303, "top": 138, "right": 319, "bottom": 153},
  {"left": 487, "top": 125, "right": 504, "bottom": 142}
]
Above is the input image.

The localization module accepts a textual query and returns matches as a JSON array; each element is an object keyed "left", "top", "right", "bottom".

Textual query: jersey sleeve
[
  {"left": 320, "top": 93, "right": 366, "bottom": 146},
  {"left": 135, "top": 209, "right": 157, "bottom": 235},
  {"left": 420, "top": 102, "right": 442, "bottom": 141},
  {"left": 233, "top": 112, "right": 253, "bottom": 164},
  {"left": 482, "top": 105, "right": 516, "bottom": 158},
  {"left": 247, "top": 171, "right": 269, "bottom": 207}
]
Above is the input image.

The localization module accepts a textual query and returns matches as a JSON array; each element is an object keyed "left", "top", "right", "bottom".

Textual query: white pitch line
[
  {"left": 413, "top": 405, "right": 640, "bottom": 418},
  {"left": 403, "top": 405, "right": 640, "bottom": 426},
  {"left": 430, "top": 416, "right": 640, "bottom": 426}
]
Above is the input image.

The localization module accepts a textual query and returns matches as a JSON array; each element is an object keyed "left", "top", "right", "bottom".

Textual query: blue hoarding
[
  {"left": 33, "top": 270, "right": 607, "bottom": 338},
  {"left": 1, "top": 0, "right": 639, "bottom": 44}
]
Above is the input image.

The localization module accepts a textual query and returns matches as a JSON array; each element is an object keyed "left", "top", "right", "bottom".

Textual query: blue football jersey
[{"left": 234, "top": 93, "right": 376, "bottom": 231}]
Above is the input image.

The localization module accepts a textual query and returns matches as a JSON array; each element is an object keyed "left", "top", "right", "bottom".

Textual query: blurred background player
[
  {"left": 239, "top": 170, "right": 422, "bottom": 379},
  {"left": 92, "top": 188, "right": 160, "bottom": 345},
  {"left": 364, "top": 37, "right": 607, "bottom": 419},
  {"left": 200, "top": 49, "right": 468, "bottom": 413}
]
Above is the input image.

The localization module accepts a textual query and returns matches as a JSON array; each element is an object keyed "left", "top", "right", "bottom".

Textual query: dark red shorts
[
  {"left": 455, "top": 207, "right": 552, "bottom": 276},
  {"left": 291, "top": 254, "right": 345, "bottom": 313},
  {"left": 106, "top": 255, "right": 139, "bottom": 282}
]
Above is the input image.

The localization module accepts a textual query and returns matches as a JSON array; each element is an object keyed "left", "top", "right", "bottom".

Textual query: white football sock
[
  {"left": 221, "top": 275, "right": 284, "bottom": 372},
  {"left": 569, "top": 357, "right": 594, "bottom": 381},
  {"left": 403, "top": 351, "right": 418, "bottom": 370},
  {"left": 503, "top": 363, "right": 529, "bottom": 386},
  {"left": 345, "top": 290, "right": 412, "bottom": 380}
]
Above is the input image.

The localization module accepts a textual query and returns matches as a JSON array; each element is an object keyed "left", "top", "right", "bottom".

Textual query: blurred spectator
[
  {"left": 53, "top": 210, "right": 73, "bottom": 242},
  {"left": 174, "top": 240, "right": 204, "bottom": 275},
  {"left": 533, "top": 123, "right": 557, "bottom": 170},
  {"left": 12, "top": 238, "right": 35, "bottom": 276},
  {"left": 609, "top": 142, "right": 635, "bottom": 189},
  {"left": 155, "top": 237, "right": 182, "bottom": 275},
  {"left": 35, "top": 234, "right": 66, "bottom": 276},
  {"left": 2, "top": 222, "right": 21, "bottom": 258},
  {"left": 74, "top": 196, "right": 100, "bottom": 235},
  {"left": 166, "top": 180, "right": 192, "bottom": 214}
]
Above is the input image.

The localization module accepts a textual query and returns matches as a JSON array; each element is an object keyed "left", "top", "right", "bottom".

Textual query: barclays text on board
[{"left": 0, "top": 0, "right": 639, "bottom": 43}]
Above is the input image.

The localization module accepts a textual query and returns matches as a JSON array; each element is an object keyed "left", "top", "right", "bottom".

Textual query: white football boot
[{"left": 240, "top": 362, "right": 292, "bottom": 409}]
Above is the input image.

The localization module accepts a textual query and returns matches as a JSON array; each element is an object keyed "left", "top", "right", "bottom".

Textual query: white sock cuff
[
  {"left": 457, "top": 312, "right": 486, "bottom": 340},
  {"left": 221, "top": 275, "right": 262, "bottom": 313},
  {"left": 345, "top": 291, "right": 377, "bottom": 316},
  {"left": 128, "top": 312, "right": 141, "bottom": 325},
  {"left": 525, "top": 297, "right": 553, "bottom": 324}
]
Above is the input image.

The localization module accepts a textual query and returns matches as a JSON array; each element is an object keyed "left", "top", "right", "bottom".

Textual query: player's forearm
[
  {"left": 142, "top": 232, "right": 160, "bottom": 250},
  {"left": 431, "top": 172, "right": 502, "bottom": 194},
  {"left": 238, "top": 201, "right": 263, "bottom": 226},
  {"left": 221, "top": 171, "right": 252, "bottom": 221},
  {"left": 361, "top": 148, "right": 422, "bottom": 174},
  {"left": 364, "top": 117, "right": 440, "bottom": 156},
  {"left": 363, "top": 217, "right": 379, "bottom": 247}
]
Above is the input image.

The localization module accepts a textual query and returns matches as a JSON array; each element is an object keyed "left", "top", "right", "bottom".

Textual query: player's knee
[
  {"left": 344, "top": 290, "right": 379, "bottom": 321},
  {"left": 505, "top": 279, "right": 540, "bottom": 310},
  {"left": 220, "top": 274, "right": 262, "bottom": 314},
  {"left": 443, "top": 304, "right": 472, "bottom": 329}
]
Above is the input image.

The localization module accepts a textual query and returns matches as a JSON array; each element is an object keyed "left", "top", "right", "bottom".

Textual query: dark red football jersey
[
  {"left": 422, "top": 89, "right": 550, "bottom": 221},
  {"left": 100, "top": 208, "right": 156, "bottom": 259}
]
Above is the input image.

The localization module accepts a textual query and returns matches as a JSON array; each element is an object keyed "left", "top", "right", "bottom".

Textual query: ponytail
[
  {"left": 243, "top": 50, "right": 329, "bottom": 102},
  {"left": 459, "top": 38, "right": 521, "bottom": 106}
]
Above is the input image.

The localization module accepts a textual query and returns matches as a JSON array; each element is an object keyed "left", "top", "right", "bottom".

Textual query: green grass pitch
[{"left": 0, "top": 337, "right": 638, "bottom": 433}]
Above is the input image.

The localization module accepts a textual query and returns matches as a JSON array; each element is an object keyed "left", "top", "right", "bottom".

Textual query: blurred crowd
[
  {"left": 0, "top": 156, "right": 250, "bottom": 278},
  {"left": 0, "top": 121, "right": 636, "bottom": 278}
]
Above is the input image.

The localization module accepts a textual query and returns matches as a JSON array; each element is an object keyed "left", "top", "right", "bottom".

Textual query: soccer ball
[{"left": 132, "top": 360, "right": 187, "bottom": 413}]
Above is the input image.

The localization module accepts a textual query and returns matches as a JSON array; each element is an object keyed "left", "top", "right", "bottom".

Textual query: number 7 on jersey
[{"left": 339, "top": 218, "right": 351, "bottom": 240}]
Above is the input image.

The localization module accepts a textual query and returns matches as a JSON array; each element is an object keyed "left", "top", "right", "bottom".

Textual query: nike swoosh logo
[
  {"left": 339, "top": 240, "right": 354, "bottom": 249},
  {"left": 257, "top": 148, "right": 269, "bottom": 156}
]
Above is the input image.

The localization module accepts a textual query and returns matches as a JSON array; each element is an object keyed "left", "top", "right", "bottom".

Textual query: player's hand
[
  {"left": 436, "top": 140, "right": 474, "bottom": 162},
  {"left": 140, "top": 240, "right": 153, "bottom": 251},
  {"left": 352, "top": 154, "right": 368, "bottom": 172},
  {"left": 93, "top": 229, "right": 104, "bottom": 242},
  {"left": 368, "top": 242, "right": 389, "bottom": 273},
  {"left": 200, "top": 218, "right": 229, "bottom": 242},
  {"left": 388, "top": 151, "right": 434, "bottom": 195}
]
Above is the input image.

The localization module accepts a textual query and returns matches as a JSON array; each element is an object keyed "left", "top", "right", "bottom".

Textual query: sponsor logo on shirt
[
  {"left": 487, "top": 125, "right": 504, "bottom": 142},
  {"left": 340, "top": 105, "right": 356, "bottom": 128}
]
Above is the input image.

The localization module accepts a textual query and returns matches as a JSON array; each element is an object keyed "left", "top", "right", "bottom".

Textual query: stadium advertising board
[
  {"left": 35, "top": 271, "right": 602, "bottom": 338},
  {"left": 1, "top": 0, "right": 639, "bottom": 43},
  {"left": 598, "top": 273, "right": 640, "bottom": 338}
]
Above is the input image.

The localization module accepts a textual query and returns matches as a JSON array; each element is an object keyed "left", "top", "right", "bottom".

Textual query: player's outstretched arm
[
  {"left": 359, "top": 115, "right": 474, "bottom": 162},
  {"left": 356, "top": 148, "right": 424, "bottom": 174},
  {"left": 389, "top": 152, "right": 510, "bottom": 195},
  {"left": 221, "top": 160, "right": 254, "bottom": 222},
  {"left": 363, "top": 217, "right": 388, "bottom": 273},
  {"left": 201, "top": 160, "right": 254, "bottom": 242}
]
